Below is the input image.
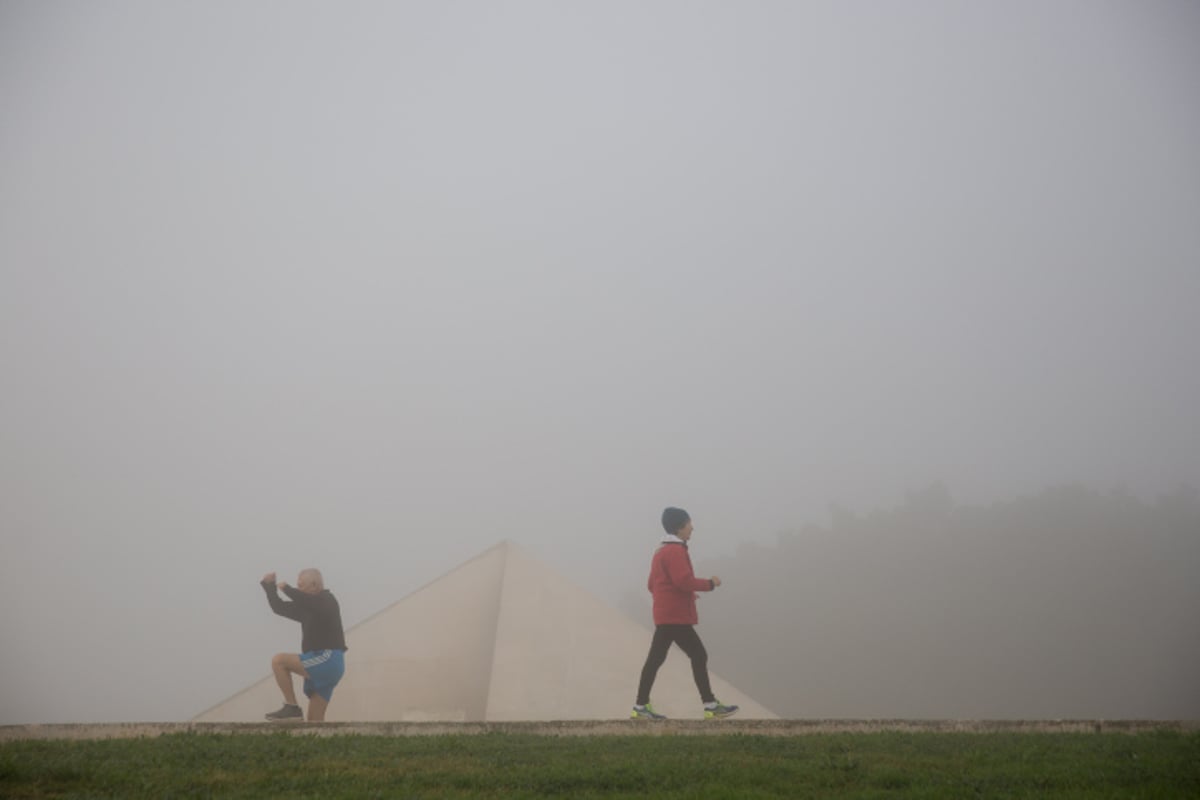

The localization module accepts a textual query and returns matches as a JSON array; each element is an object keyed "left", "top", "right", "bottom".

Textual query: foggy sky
[{"left": 1, "top": 1, "right": 1198, "bottom": 724}]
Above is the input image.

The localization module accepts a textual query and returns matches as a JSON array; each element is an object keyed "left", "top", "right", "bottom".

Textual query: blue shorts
[{"left": 300, "top": 649, "right": 345, "bottom": 702}]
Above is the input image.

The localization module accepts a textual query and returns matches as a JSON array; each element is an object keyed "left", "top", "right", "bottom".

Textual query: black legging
[{"left": 636, "top": 624, "right": 716, "bottom": 705}]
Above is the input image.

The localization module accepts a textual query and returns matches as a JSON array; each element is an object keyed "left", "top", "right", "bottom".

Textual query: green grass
[{"left": 2, "top": 731, "right": 1197, "bottom": 798}]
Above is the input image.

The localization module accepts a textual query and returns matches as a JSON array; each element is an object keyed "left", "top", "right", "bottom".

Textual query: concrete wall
[{"left": 6, "top": 719, "right": 1197, "bottom": 742}]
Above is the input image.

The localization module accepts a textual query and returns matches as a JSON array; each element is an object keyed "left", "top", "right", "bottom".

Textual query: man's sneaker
[
  {"left": 704, "top": 702, "right": 739, "bottom": 720},
  {"left": 265, "top": 704, "right": 304, "bottom": 721},
  {"left": 630, "top": 704, "right": 668, "bottom": 720}
]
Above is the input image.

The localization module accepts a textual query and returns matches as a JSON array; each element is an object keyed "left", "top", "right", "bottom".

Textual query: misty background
[{"left": 1, "top": 1, "right": 1198, "bottom": 724}]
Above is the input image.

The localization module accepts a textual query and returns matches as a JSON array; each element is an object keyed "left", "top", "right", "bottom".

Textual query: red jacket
[{"left": 648, "top": 541, "right": 714, "bottom": 625}]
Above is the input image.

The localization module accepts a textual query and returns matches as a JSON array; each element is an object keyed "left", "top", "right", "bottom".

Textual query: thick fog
[{"left": 2, "top": 1, "right": 1198, "bottom": 724}]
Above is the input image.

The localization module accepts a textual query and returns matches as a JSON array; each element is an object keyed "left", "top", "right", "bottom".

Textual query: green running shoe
[
  {"left": 630, "top": 704, "right": 668, "bottom": 720},
  {"left": 703, "top": 702, "right": 739, "bottom": 719}
]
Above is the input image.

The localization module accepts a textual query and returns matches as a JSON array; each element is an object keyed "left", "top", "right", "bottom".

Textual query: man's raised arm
[{"left": 261, "top": 572, "right": 304, "bottom": 621}]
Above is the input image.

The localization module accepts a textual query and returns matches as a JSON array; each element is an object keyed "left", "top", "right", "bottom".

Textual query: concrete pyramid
[{"left": 194, "top": 541, "right": 777, "bottom": 722}]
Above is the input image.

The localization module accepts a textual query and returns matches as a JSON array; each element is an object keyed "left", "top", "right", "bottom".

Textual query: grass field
[{"left": 2, "top": 730, "right": 1197, "bottom": 798}]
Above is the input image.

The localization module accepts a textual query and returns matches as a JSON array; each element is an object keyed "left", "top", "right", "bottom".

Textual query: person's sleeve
[
  {"left": 262, "top": 580, "right": 305, "bottom": 621},
  {"left": 280, "top": 584, "right": 324, "bottom": 608},
  {"left": 663, "top": 548, "right": 713, "bottom": 592}
]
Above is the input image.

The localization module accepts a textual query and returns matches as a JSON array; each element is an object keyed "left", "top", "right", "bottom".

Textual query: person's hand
[
  {"left": 711, "top": 576, "right": 722, "bottom": 587},
  {"left": 262, "top": 572, "right": 276, "bottom": 584},
  {"left": 277, "top": 581, "right": 290, "bottom": 591}
]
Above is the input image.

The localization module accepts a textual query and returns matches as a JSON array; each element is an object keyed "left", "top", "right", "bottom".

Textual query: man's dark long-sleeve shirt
[{"left": 261, "top": 581, "right": 347, "bottom": 653}]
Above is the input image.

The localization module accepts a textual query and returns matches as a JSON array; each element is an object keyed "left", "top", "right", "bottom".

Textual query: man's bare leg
[
  {"left": 271, "top": 652, "right": 309, "bottom": 706},
  {"left": 307, "top": 694, "right": 329, "bottom": 722}
]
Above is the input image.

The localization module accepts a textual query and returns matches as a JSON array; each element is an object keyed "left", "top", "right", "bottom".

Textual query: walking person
[
  {"left": 632, "top": 507, "right": 739, "bottom": 720},
  {"left": 261, "top": 568, "right": 347, "bottom": 722}
]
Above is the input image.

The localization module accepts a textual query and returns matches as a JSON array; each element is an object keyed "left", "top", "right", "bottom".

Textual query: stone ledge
[{"left": 2, "top": 719, "right": 1197, "bottom": 741}]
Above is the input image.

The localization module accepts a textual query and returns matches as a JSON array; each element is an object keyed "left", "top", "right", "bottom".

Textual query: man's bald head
[{"left": 297, "top": 568, "right": 324, "bottom": 594}]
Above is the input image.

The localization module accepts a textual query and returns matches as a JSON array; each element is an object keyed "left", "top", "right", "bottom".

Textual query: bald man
[{"left": 260, "top": 568, "right": 347, "bottom": 721}]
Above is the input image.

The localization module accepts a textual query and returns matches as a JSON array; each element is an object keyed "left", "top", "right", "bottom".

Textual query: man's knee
[
  {"left": 272, "top": 652, "right": 306, "bottom": 674},
  {"left": 307, "top": 695, "right": 329, "bottom": 722}
]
